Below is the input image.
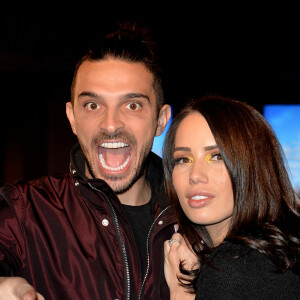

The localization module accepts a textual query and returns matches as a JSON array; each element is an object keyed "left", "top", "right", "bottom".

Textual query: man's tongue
[{"left": 100, "top": 147, "right": 131, "bottom": 168}]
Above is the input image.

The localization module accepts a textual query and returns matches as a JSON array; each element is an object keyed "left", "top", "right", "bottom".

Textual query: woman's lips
[{"left": 185, "top": 191, "right": 215, "bottom": 208}]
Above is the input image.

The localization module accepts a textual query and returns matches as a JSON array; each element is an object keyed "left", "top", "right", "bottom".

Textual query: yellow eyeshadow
[
  {"left": 188, "top": 157, "right": 194, "bottom": 164},
  {"left": 205, "top": 154, "right": 212, "bottom": 163}
]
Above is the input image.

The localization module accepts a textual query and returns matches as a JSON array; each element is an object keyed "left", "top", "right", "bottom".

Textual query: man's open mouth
[{"left": 98, "top": 142, "right": 131, "bottom": 171}]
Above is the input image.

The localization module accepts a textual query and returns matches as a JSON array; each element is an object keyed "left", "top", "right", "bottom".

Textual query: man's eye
[
  {"left": 125, "top": 103, "right": 141, "bottom": 111},
  {"left": 86, "top": 103, "right": 100, "bottom": 111}
]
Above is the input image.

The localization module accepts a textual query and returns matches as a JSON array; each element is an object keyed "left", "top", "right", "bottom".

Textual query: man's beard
[
  {"left": 86, "top": 153, "right": 148, "bottom": 194},
  {"left": 82, "top": 130, "right": 152, "bottom": 194}
]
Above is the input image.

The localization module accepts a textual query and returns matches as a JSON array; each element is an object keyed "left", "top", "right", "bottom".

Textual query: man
[{"left": 0, "top": 22, "right": 176, "bottom": 299}]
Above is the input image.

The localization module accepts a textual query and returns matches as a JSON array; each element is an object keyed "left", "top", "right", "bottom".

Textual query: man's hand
[{"left": 0, "top": 277, "right": 44, "bottom": 300}]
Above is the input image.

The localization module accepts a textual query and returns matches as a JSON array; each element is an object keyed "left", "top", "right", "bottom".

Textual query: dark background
[{"left": 1, "top": 5, "right": 299, "bottom": 185}]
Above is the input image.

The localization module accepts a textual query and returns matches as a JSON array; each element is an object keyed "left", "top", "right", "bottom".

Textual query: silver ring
[{"left": 169, "top": 238, "right": 181, "bottom": 246}]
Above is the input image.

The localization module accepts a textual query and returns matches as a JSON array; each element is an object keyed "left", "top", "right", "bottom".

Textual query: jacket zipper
[
  {"left": 138, "top": 206, "right": 171, "bottom": 300},
  {"left": 87, "top": 183, "right": 131, "bottom": 300}
]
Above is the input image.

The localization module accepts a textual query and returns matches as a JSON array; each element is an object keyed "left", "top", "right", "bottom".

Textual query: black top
[
  {"left": 123, "top": 198, "right": 153, "bottom": 278},
  {"left": 122, "top": 151, "right": 166, "bottom": 278},
  {"left": 195, "top": 242, "right": 300, "bottom": 300}
]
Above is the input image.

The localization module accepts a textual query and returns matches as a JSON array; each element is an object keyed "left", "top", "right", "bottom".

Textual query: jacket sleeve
[{"left": 0, "top": 186, "right": 24, "bottom": 276}]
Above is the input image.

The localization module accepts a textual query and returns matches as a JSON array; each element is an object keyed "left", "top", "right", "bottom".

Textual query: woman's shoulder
[
  {"left": 211, "top": 241, "right": 251, "bottom": 259},
  {"left": 208, "top": 241, "right": 296, "bottom": 274},
  {"left": 204, "top": 241, "right": 266, "bottom": 274},
  {"left": 195, "top": 241, "right": 300, "bottom": 300}
]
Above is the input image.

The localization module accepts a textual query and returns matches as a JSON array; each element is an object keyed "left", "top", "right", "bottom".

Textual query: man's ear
[
  {"left": 66, "top": 102, "right": 77, "bottom": 135},
  {"left": 155, "top": 104, "right": 171, "bottom": 136}
]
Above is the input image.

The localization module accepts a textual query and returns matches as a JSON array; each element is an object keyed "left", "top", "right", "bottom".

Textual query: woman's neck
[{"left": 206, "top": 217, "right": 231, "bottom": 246}]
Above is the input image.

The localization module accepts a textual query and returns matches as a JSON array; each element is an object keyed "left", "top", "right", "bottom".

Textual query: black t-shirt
[{"left": 122, "top": 197, "right": 153, "bottom": 278}]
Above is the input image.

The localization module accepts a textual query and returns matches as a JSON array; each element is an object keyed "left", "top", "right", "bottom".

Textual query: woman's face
[{"left": 172, "top": 112, "right": 234, "bottom": 243}]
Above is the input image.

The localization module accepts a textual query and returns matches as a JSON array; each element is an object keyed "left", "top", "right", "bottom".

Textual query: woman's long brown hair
[{"left": 163, "top": 94, "right": 300, "bottom": 291}]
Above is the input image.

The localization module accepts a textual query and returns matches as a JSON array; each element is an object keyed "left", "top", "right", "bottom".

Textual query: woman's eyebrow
[
  {"left": 173, "top": 145, "right": 218, "bottom": 153},
  {"left": 204, "top": 145, "right": 218, "bottom": 151},
  {"left": 173, "top": 147, "right": 190, "bottom": 152}
]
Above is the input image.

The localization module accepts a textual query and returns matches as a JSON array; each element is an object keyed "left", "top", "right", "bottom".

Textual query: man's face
[{"left": 66, "top": 58, "right": 170, "bottom": 193}]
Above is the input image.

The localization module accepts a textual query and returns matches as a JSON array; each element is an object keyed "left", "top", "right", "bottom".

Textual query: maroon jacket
[{"left": 0, "top": 145, "right": 176, "bottom": 299}]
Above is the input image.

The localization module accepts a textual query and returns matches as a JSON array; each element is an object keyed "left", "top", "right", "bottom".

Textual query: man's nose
[{"left": 99, "top": 109, "right": 125, "bottom": 134}]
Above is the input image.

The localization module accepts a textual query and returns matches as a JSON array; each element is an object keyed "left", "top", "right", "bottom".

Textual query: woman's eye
[
  {"left": 209, "top": 153, "right": 223, "bottom": 161},
  {"left": 125, "top": 102, "right": 141, "bottom": 111},
  {"left": 86, "top": 102, "right": 100, "bottom": 111},
  {"left": 173, "top": 157, "right": 193, "bottom": 165}
]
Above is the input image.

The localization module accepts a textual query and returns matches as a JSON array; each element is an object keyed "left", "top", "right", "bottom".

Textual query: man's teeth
[
  {"left": 191, "top": 195, "right": 208, "bottom": 200},
  {"left": 99, "top": 154, "right": 130, "bottom": 171},
  {"left": 99, "top": 142, "right": 130, "bottom": 171},
  {"left": 101, "top": 142, "right": 128, "bottom": 148}
]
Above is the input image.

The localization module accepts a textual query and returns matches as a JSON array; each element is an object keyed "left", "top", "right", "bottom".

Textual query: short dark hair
[
  {"left": 70, "top": 22, "right": 164, "bottom": 111},
  {"left": 163, "top": 94, "right": 300, "bottom": 290}
]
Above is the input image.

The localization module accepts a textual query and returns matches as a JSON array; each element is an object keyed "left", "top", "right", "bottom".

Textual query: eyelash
[
  {"left": 125, "top": 102, "right": 142, "bottom": 111},
  {"left": 207, "top": 152, "right": 222, "bottom": 162},
  {"left": 83, "top": 102, "right": 142, "bottom": 111},
  {"left": 84, "top": 102, "right": 100, "bottom": 111},
  {"left": 172, "top": 152, "right": 222, "bottom": 166},
  {"left": 173, "top": 157, "right": 193, "bottom": 166}
]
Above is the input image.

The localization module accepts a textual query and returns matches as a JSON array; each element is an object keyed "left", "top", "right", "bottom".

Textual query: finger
[
  {"left": 174, "top": 223, "right": 179, "bottom": 232},
  {"left": 169, "top": 239, "right": 181, "bottom": 248},
  {"left": 164, "top": 240, "right": 170, "bottom": 253},
  {"left": 176, "top": 242, "right": 199, "bottom": 270},
  {"left": 36, "top": 292, "right": 45, "bottom": 300},
  {"left": 16, "top": 285, "right": 36, "bottom": 300},
  {"left": 168, "top": 233, "right": 183, "bottom": 249},
  {"left": 171, "top": 232, "right": 183, "bottom": 241},
  {"left": 164, "top": 240, "right": 171, "bottom": 257}
]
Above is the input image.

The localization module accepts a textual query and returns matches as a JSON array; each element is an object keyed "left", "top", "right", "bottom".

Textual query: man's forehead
[{"left": 74, "top": 59, "right": 157, "bottom": 102}]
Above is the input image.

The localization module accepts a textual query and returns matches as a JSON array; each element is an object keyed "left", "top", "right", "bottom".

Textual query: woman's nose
[{"left": 189, "top": 161, "right": 209, "bottom": 185}]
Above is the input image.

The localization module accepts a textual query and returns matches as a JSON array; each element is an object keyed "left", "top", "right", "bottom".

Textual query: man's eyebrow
[
  {"left": 173, "top": 145, "right": 219, "bottom": 152},
  {"left": 77, "top": 92, "right": 150, "bottom": 102},
  {"left": 78, "top": 91, "right": 101, "bottom": 100},
  {"left": 121, "top": 93, "right": 150, "bottom": 102}
]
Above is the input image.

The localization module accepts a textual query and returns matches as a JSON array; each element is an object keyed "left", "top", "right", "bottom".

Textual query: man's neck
[
  {"left": 118, "top": 175, "right": 151, "bottom": 206},
  {"left": 84, "top": 164, "right": 151, "bottom": 206}
]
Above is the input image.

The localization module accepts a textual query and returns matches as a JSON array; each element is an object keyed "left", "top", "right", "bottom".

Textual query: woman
[{"left": 163, "top": 95, "right": 300, "bottom": 299}]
